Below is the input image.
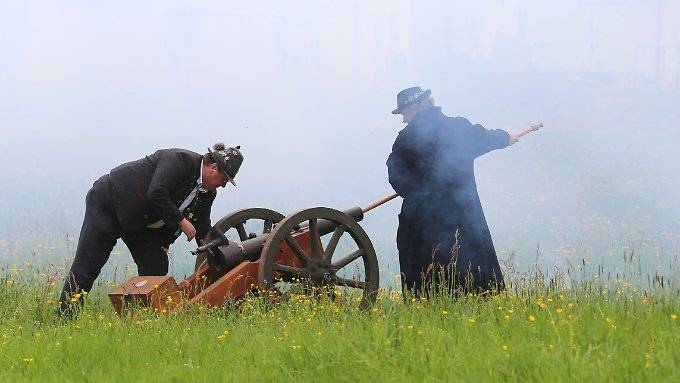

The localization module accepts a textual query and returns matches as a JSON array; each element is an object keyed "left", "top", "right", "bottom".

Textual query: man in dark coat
[
  {"left": 58, "top": 143, "right": 243, "bottom": 316},
  {"left": 387, "top": 87, "right": 537, "bottom": 297}
]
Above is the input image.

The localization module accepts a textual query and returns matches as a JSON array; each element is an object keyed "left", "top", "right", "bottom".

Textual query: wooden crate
[{"left": 108, "top": 275, "right": 181, "bottom": 315}]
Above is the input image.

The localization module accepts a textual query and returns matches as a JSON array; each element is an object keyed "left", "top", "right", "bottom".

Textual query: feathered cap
[{"left": 207, "top": 143, "right": 243, "bottom": 186}]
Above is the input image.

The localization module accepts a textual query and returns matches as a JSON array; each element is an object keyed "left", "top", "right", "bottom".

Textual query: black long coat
[{"left": 387, "top": 107, "right": 509, "bottom": 295}]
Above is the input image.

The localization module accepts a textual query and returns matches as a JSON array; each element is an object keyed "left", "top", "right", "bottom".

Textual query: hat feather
[{"left": 213, "top": 142, "right": 226, "bottom": 151}]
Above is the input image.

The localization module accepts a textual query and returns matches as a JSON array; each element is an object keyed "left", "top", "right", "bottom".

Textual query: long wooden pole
[
  {"left": 362, "top": 193, "right": 399, "bottom": 213},
  {"left": 516, "top": 122, "right": 542, "bottom": 139}
]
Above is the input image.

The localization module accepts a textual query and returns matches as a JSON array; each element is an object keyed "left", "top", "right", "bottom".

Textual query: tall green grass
[{"left": 0, "top": 268, "right": 677, "bottom": 382}]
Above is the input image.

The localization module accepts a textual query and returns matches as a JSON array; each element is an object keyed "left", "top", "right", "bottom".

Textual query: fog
[{"left": 1, "top": 1, "right": 679, "bottom": 285}]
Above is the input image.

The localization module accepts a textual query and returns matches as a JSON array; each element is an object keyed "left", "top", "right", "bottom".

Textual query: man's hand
[{"left": 179, "top": 218, "right": 197, "bottom": 241}]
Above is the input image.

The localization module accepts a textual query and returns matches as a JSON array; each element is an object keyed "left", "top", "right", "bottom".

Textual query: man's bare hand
[{"left": 179, "top": 218, "right": 196, "bottom": 241}]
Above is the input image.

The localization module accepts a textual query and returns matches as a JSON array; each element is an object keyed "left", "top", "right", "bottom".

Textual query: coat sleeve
[
  {"left": 386, "top": 131, "right": 421, "bottom": 198},
  {"left": 195, "top": 192, "right": 216, "bottom": 243},
  {"left": 453, "top": 117, "right": 510, "bottom": 158},
  {"left": 146, "top": 153, "right": 187, "bottom": 227}
]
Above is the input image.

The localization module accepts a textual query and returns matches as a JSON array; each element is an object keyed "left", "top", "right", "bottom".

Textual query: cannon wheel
[
  {"left": 195, "top": 208, "right": 285, "bottom": 270},
  {"left": 259, "top": 207, "right": 379, "bottom": 310}
]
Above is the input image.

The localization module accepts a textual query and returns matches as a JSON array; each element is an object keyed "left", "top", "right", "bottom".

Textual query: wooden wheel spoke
[
  {"left": 309, "top": 218, "right": 322, "bottom": 259},
  {"left": 332, "top": 275, "right": 366, "bottom": 290},
  {"left": 235, "top": 222, "right": 248, "bottom": 241},
  {"left": 332, "top": 249, "right": 364, "bottom": 271},
  {"left": 260, "top": 207, "right": 379, "bottom": 310},
  {"left": 323, "top": 226, "right": 345, "bottom": 262},
  {"left": 284, "top": 234, "right": 309, "bottom": 265},
  {"left": 273, "top": 263, "right": 307, "bottom": 277}
]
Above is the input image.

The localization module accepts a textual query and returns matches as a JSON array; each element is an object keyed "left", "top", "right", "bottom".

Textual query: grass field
[{"left": 1, "top": 269, "right": 678, "bottom": 383}]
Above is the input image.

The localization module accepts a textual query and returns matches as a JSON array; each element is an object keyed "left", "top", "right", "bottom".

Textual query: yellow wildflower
[
  {"left": 501, "top": 345, "right": 508, "bottom": 352},
  {"left": 528, "top": 315, "right": 536, "bottom": 322},
  {"left": 671, "top": 314, "right": 677, "bottom": 320},
  {"left": 468, "top": 318, "right": 476, "bottom": 324}
]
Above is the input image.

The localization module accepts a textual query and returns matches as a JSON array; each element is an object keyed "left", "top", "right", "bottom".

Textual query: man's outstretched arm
[{"left": 455, "top": 117, "right": 542, "bottom": 157}]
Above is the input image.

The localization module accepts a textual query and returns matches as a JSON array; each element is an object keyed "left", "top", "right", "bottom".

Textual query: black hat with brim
[{"left": 392, "top": 87, "right": 431, "bottom": 114}]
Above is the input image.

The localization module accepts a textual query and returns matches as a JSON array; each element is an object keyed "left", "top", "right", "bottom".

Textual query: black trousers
[{"left": 58, "top": 175, "right": 173, "bottom": 313}]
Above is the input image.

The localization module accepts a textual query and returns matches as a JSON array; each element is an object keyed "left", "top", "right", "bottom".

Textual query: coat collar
[{"left": 410, "top": 106, "right": 444, "bottom": 127}]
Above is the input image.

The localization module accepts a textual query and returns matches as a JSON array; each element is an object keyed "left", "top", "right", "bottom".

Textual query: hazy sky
[{"left": 1, "top": 1, "right": 679, "bottom": 280}]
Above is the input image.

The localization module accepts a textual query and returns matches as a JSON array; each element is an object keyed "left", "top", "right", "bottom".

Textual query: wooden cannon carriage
[{"left": 109, "top": 195, "right": 397, "bottom": 314}]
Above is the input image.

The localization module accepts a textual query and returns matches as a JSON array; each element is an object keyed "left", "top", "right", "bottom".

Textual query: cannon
[{"left": 109, "top": 194, "right": 398, "bottom": 313}]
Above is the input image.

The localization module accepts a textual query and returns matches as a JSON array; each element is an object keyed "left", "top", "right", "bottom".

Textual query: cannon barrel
[{"left": 208, "top": 206, "right": 364, "bottom": 275}]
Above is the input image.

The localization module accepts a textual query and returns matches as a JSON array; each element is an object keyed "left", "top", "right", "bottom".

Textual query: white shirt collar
[{"left": 197, "top": 164, "right": 208, "bottom": 193}]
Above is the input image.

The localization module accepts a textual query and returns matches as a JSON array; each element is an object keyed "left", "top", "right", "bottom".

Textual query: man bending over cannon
[
  {"left": 58, "top": 143, "right": 243, "bottom": 317},
  {"left": 387, "top": 87, "right": 540, "bottom": 297}
]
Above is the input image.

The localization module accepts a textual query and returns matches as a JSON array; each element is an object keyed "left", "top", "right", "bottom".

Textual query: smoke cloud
[{"left": 1, "top": 1, "right": 678, "bottom": 284}]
